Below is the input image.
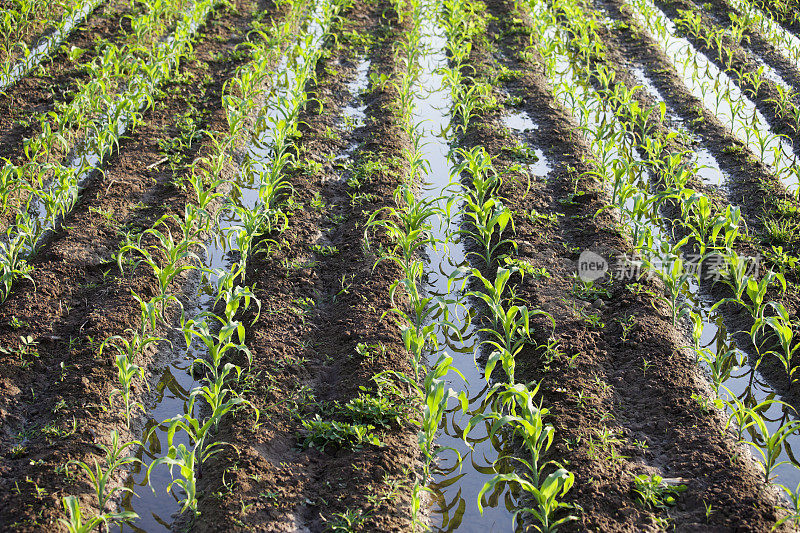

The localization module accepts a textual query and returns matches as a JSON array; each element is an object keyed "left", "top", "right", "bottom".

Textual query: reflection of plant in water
[{"left": 464, "top": 384, "right": 578, "bottom": 531}]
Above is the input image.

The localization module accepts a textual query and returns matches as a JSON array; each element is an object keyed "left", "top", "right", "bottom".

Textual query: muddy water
[
  {"left": 411, "top": 14, "right": 520, "bottom": 533},
  {"left": 119, "top": 6, "right": 328, "bottom": 530},
  {"left": 528, "top": 0, "right": 800, "bottom": 495}
]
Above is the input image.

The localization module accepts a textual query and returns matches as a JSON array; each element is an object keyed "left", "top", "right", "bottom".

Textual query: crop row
[
  {"left": 520, "top": 0, "right": 800, "bottom": 523},
  {"left": 28, "top": 0, "right": 319, "bottom": 527},
  {"left": 356, "top": 0, "right": 581, "bottom": 529},
  {"left": 440, "top": 0, "right": 579, "bottom": 528},
  {"left": 113, "top": 0, "right": 340, "bottom": 526},
  {"left": 0, "top": 0, "right": 104, "bottom": 92}
]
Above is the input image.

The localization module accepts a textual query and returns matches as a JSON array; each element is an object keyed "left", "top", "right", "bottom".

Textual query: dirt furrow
[
  {"left": 0, "top": 0, "right": 288, "bottom": 528},
  {"left": 460, "top": 0, "right": 789, "bottom": 529},
  {"left": 194, "top": 1, "right": 420, "bottom": 531}
]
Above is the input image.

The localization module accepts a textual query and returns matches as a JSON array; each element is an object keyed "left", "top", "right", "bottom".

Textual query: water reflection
[
  {"left": 686, "top": 278, "right": 800, "bottom": 488},
  {"left": 120, "top": 7, "right": 328, "bottom": 530},
  {"left": 414, "top": 14, "right": 519, "bottom": 532}
]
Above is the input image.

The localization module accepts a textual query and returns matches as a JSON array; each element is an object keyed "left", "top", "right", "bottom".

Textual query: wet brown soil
[
  {"left": 193, "top": 2, "right": 422, "bottom": 531},
  {"left": 0, "top": 0, "right": 284, "bottom": 528},
  {"left": 461, "top": 0, "right": 790, "bottom": 529}
]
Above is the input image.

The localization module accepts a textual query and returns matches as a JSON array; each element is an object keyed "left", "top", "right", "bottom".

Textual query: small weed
[
  {"left": 311, "top": 243, "right": 339, "bottom": 256},
  {"left": 300, "top": 415, "right": 381, "bottom": 451},
  {"left": 571, "top": 274, "right": 611, "bottom": 300},
  {"left": 761, "top": 216, "right": 800, "bottom": 244},
  {"left": 326, "top": 508, "right": 370, "bottom": 532},
  {"left": 616, "top": 315, "right": 637, "bottom": 342},
  {"left": 633, "top": 474, "right": 687, "bottom": 510},
  {"left": 528, "top": 208, "right": 558, "bottom": 226}
]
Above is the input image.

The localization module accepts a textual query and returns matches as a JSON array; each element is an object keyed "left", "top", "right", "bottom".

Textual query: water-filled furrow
[
  {"left": 502, "top": 111, "right": 554, "bottom": 178},
  {"left": 326, "top": 57, "right": 369, "bottom": 173},
  {"left": 628, "top": 54, "right": 800, "bottom": 490},
  {"left": 628, "top": 65, "right": 728, "bottom": 187},
  {"left": 753, "top": 55, "right": 795, "bottom": 92},
  {"left": 0, "top": 0, "right": 105, "bottom": 93},
  {"left": 621, "top": 0, "right": 799, "bottom": 189},
  {"left": 342, "top": 58, "right": 369, "bottom": 128},
  {"left": 412, "top": 15, "right": 518, "bottom": 532},
  {"left": 725, "top": 0, "right": 800, "bottom": 67},
  {"left": 529, "top": 0, "right": 800, "bottom": 491},
  {"left": 120, "top": 6, "right": 328, "bottom": 529}
]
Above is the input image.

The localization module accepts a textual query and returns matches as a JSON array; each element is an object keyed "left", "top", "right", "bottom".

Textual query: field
[{"left": 3, "top": 0, "right": 800, "bottom": 530}]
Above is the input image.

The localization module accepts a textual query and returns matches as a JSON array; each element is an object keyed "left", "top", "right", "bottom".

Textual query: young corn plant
[
  {"left": 465, "top": 384, "right": 576, "bottom": 531},
  {"left": 61, "top": 431, "right": 140, "bottom": 531},
  {"left": 100, "top": 331, "right": 161, "bottom": 427}
]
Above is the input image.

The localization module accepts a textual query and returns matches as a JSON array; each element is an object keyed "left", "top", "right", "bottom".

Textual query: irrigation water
[
  {"left": 119, "top": 5, "right": 329, "bottom": 529},
  {"left": 530, "top": 0, "right": 800, "bottom": 494},
  {"left": 413, "top": 12, "right": 521, "bottom": 532}
]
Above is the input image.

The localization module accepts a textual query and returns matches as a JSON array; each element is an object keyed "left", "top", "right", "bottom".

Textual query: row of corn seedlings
[
  {"left": 435, "top": 0, "right": 579, "bottom": 530},
  {"left": 526, "top": 0, "right": 800, "bottom": 523},
  {"left": 370, "top": 0, "right": 504, "bottom": 529},
  {"left": 56, "top": 0, "right": 327, "bottom": 529},
  {"left": 724, "top": 0, "right": 800, "bottom": 70},
  {"left": 671, "top": 7, "right": 800, "bottom": 139},
  {"left": 365, "top": 0, "right": 481, "bottom": 529},
  {"left": 0, "top": 0, "right": 209, "bottom": 306},
  {"left": 0, "top": 0, "right": 105, "bottom": 93},
  {"left": 412, "top": 1, "right": 522, "bottom": 528},
  {"left": 133, "top": 0, "right": 339, "bottom": 524},
  {"left": 372, "top": 0, "right": 577, "bottom": 527},
  {"left": 618, "top": 0, "right": 800, "bottom": 191}
]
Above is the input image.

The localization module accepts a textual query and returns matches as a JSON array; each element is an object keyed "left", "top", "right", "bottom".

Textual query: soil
[
  {"left": 458, "top": 0, "right": 790, "bottom": 528},
  {"left": 0, "top": 0, "right": 797, "bottom": 529},
  {"left": 0, "top": 0, "right": 287, "bottom": 528},
  {"left": 193, "top": 2, "right": 421, "bottom": 530}
]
